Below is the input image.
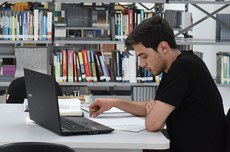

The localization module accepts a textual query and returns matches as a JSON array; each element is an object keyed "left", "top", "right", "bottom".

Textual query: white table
[{"left": 0, "top": 104, "right": 169, "bottom": 152}]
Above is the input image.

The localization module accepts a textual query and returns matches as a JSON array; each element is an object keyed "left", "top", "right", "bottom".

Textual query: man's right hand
[{"left": 89, "top": 98, "right": 116, "bottom": 117}]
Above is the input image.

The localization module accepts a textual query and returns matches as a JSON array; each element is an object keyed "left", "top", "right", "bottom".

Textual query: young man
[{"left": 89, "top": 16, "right": 226, "bottom": 152}]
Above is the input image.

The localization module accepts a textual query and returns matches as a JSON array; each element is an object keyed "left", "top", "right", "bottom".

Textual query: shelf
[
  {"left": 0, "top": 82, "right": 11, "bottom": 89},
  {"left": 4, "top": 0, "right": 52, "bottom": 2},
  {"left": 0, "top": 76, "right": 16, "bottom": 89},
  {"left": 168, "top": 0, "right": 230, "bottom": 4},
  {"left": 54, "top": 38, "right": 230, "bottom": 45},
  {"left": 59, "top": 82, "right": 159, "bottom": 87},
  {"left": 0, "top": 40, "right": 52, "bottom": 45},
  {"left": 54, "top": 40, "right": 125, "bottom": 45},
  {"left": 0, "top": 55, "right": 15, "bottom": 58},
  {"left": 216, "top": 83, "right": 230, "bottom": 87},
  {"left": 55, "top": 0, "right": 166, "bottom": 3},
  {"left": 176, "top": 38, "right": 230, "bottom": 45},
  {"left": 55, "top": 27, "right": 110, "bottom": 30}
]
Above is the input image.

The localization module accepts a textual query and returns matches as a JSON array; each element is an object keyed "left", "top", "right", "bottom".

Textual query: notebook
[{"left": 24, "top": 68, "right": 114, "bottom": 136}]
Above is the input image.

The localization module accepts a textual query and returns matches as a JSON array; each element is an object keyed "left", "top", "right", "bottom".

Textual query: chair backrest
[
  {"left": 0, "top": 142, "right": 75, "bottom": 152},
  {"left": 6, "top": 77, "right": 27, "bottom": 103},
  {"left": 6, "top": 77, "right": 63, "bottom": 103},
  {"left": 225, "top": 108, "right": 230, "bottom": 152}
]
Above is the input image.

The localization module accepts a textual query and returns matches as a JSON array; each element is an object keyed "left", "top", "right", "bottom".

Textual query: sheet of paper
[
  {"left": 81, "top": 107, "right": 126, "bottom": 114},
  {"left": 89, "top": 116, "right": 145, "bottom": 132}
]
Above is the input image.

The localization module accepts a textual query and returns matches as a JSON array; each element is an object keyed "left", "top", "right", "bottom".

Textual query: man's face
[{"left": 133, "top": 43, "right": 166, "bottom": 76}]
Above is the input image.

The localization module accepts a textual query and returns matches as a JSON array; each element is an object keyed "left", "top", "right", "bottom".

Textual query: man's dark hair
[{"left": 125, "top": 16, "right": 177, "bottom": 51}]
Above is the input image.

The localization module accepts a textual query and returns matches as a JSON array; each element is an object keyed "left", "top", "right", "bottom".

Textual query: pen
[{"left": 91, "top": 106, "right": 100, "bottom": 113}]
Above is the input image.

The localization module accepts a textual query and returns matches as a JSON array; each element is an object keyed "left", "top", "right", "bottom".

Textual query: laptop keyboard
[{"left": 61, "top": 118, "right": 88, "bottom": 131}]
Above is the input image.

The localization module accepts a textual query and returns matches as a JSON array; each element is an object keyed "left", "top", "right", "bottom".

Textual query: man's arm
[{"left": 145, "top": 100, "right": 175, "bottom": 132}]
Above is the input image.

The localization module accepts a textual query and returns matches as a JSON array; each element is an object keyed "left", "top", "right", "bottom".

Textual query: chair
[
  {"left": 6, "top": 77, "right": 63, "bottom": 103},
  {"left": 225, "top": 108, "right": 230, "bottom": 152},
  {"left": 0, "top": 142, "right": 75, "bottom": 152}
]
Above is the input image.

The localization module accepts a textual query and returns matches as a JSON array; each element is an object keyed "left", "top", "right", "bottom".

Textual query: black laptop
[{"left": 24, "top": 68, "right": 114, "bottom": 136}]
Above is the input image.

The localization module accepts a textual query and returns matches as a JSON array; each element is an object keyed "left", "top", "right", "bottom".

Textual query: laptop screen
[{"left": 24, "top": 68, "right": 62, "bottom": 134}]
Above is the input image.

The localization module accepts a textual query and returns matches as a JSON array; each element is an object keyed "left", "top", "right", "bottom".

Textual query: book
[
  {"left": 47, "top": 11, "right": 52, "bottom": 40},
  {"left": 94, "top": 52, "right": 105, "bottom": 82},
  {"left": 114, "top": 50, "right": 122, "bottom": 82},
  {"left": 33, "top": 3, "right": 39, "bottom": 41},
  {"left": 61, "top": 49, "right": 67, "bottom": 82},
  {"left": 81, "top": 49, "right": 91, "bottom": 82},
  {"left": 23, "top": 97, "right": 83, "bottom": 116},
  {"left": 58, "top": 98, "right": 83, "bottom": 116},
  {"left": 67, "top": 50, "right": 74, "bottom": 82},
  {"left": 89, "top": 50, "right": 98, "bottom": 82},
  {"left": 78, "top": 51, "right": 86, "bottom": 82},
  {"left": 75, "top": 52, "right": 82, "bottom": 82}
]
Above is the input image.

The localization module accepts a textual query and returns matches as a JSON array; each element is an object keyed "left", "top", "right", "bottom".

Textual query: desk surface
[{"left": 0, "top": 104, "right": 169, "bottom": 151}]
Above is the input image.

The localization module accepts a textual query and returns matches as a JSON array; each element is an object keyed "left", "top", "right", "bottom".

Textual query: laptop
[{"left": 24, "top": 68, "right": 114, "bottom": 136}]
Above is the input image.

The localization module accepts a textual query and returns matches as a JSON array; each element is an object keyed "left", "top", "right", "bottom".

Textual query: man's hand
[{"left": 89, "top": 98, "right": 116, "bottom": 117}]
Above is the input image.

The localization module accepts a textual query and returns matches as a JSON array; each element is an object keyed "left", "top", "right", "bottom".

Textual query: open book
[
  {"left": 23, "top": 97, "right": 83, "bottom": 116},
  {"left": 58, "top": 98, "right": 83, "bottom": 116}
]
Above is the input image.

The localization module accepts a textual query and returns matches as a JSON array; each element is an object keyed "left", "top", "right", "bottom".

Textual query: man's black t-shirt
[{"left": 155, "top": 51, "right": 226, "bottom": 152}]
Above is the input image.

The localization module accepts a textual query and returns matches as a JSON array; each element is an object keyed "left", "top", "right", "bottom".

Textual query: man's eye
[{"left": 141, "top": 55, "right": 147, "bottom": 59}]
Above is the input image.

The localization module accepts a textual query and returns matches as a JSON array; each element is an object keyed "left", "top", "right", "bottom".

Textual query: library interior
[{"left": 0, "top": 0, "right": 230, "bottom": 152}]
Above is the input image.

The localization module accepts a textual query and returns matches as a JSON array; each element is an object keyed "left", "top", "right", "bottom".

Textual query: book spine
[
  {"left": 122, "top": 52, "right": 130, "bottom": 82},
  {"left": 95, "top": 52, "right": 105, "bottom": 82},
  {"left": 100, "top": 50, "right": 111, "bottom": 82},
  {"left": 125, "top": 9, "right": 134, "bottom": 34},
  {"left": 99, "top": 55, "right": 109, "bottom": 82},
  {"left": 90, "top": 50, "right": 98, "bottom": 82},
  {"left": 22, "top": 11, "right": 27, "bottom": 40},
  {"left": 73, "top": 52, "right": 77, "bottom": 82},
  {"left": 114, "top": 50, "right": 122, "bottom": 82},
  {"left": 12, "top": 12, "right": 15, "bottom": 41},
  {"left": 47, "top": 12, "right": 52, "bottom": 40},
  {"left": 75, "top": 52, "right": 82, "bottom": 82},
  {"left": 42, "top": 12, "right": 47, "bottom": 41},
  {"left": 81, "top": 49, "right": 91, "bottom": 82},
  {"left": 67, "top": 50, "right": 74, "bottom": 82},
  {"left": 78, "top": 51, "right": 86, "bottom": 82},
  {"left": 128, "top": 50, "right": 137, "bottom": 83},
  {"left": 61, "top": 50, "right": 67, "bottom": 82}
]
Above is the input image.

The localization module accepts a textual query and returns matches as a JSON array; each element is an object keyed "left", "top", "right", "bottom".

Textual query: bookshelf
[
  {"left": 166, "top": 0, "right": 230, "bottom": 84},
  {"left": 0, "top": 0, "right": 230, "bottom": 100},
  {"left": 0, "top": 1, "right": 53, "bottom": 94}
]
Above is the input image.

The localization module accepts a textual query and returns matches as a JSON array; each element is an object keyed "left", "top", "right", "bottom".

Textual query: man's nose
[{"left": 139, "top": 60, "right": 147, "bottom": 68}]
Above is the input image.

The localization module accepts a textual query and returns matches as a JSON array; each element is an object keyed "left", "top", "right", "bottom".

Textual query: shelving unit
[
  {"left": 167, "top": 0, "right": 230, "bottom": 83},
  {"left": 0, "top": 0, "right": 229, "bottom": 100}
]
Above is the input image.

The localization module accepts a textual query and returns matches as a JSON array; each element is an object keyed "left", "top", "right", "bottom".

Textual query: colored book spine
[
  {"left": 90, "top": 50, "right": 98, "bottom": 82},
  {"left": 95, "top": 53, "right": 105, "bottom": 82},
  {"left": 100, "top": 51, "right": 111, "bottom": 82},
  {"left": 67, "top": 50, "right": 74, "bottom": 82},
  {"left": 114, "top": 50, "right": 122, "bottom": 82},
  {"left": 78, "top": 51, "right": 86, "bottom": 82},
  {"left": 75, "top": 52, "right": 82, "bottom": 82},
  {"left": 81, "top": 49, "right": 91, "bottom": 82},
  {"left": 33, "top": 9, "right": 39, "bottom": 41},
  {"left": 22, "top": 11, "right": 27, "bottom": 40},
  {"left": 42, "top": 12, "right": 47, "bottom": 41},
  {"left": 47, "top": 12, "right": 52, "bottom": 40},
  {"left": 61, "top": 50, "right": 67, "bottom": 82}
]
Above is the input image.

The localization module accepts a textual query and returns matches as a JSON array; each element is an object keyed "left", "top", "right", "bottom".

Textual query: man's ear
[{"left": 158, "top": 41, "right": 169, "bottom": 54}]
